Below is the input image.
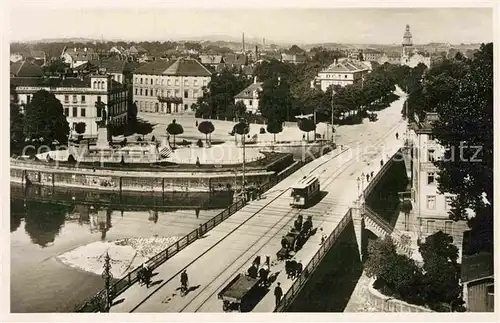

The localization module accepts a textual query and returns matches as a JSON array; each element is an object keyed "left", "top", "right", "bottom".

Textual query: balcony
[{"left": 157, "top": 96, "right": 183, "bottom": 104}]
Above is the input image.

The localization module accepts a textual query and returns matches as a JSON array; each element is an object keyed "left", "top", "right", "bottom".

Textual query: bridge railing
[
  {"left": 275, "top": 208, "right": 352, "bottom": 312},
  {"left": 76, "top": 156, "right": 305, "bottom": 312},
  {"left": 76, "top": 197, "right": 246, "bottom": 312}
]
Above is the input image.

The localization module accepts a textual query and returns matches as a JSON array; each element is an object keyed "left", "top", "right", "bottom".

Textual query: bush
[
  {"left": 197, "top": 139, "right": 204, "bottom": 147},
  {"left": 259, "top": 127, "right": 266, "bottom": 134}
]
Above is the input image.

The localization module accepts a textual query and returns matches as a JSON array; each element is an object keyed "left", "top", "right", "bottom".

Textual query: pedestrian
[
  {"left": 289, "top": 258, "right": 298, "bottom": 279},
  {"left": 380, "top": 159, "right": 383, "bottom": 167},
  {"left": 396, "top": 132, "right": 399, "bottom": 140},
  {"left": 366, "top": 173, "right": 370, "bottom": 183},
  {"left": 196, "top": 120, "right": 198, "bottom": 127},
  {"left": 266, "top": 255, "right": 270, "bottom": 267},
  {"left": 371, "top": 171, "right": 374, "bottom": 178},
  {"left": 296, "top": 261, "right": 303, "bottom": 276},
  {"left": 274, "top": 282, "right": 283, "bottom": 308}
]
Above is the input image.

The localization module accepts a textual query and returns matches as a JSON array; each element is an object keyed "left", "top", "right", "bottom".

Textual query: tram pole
[{"left": 101, "top": 252, "right": 113, "bottom": 312}]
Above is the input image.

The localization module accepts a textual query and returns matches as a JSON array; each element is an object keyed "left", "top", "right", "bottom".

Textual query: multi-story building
[
  {"left": 404, "top": 111, "right": 468, "bottom": 250},
  {"left": 11, "top": 74, "right": 128, "bottom": 137},
  {"left": 363, "top": 48, "right": 385, "bottom": 62},
  {"left": 234, "top": 77, "right": 263, "bottom": 114},
  {"left": 400, "top": 24, "right": 431, "bottom": 68},
  {"left": 61, "top": 47, "right": 100, "bottom": 68},
  {"left": 132, "top": 58, "right": 212, "bottom": 114},
  {"left": 312, "top": 60, "right": 370, "bottom": 92}
]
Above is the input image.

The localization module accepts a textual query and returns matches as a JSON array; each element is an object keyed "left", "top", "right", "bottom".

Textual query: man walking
[{"left": 274, "top": 282, "right": 283, "bottom": 308}]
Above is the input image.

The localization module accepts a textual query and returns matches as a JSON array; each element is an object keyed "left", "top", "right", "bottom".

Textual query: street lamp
[
  {"left": 356, "top": 176, "right": 361, "bottom": 197},
  {"left": 101, "top": 252, "right": 113, "bottom": 312}
]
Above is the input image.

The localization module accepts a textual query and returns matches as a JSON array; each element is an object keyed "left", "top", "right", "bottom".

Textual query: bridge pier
[{"left": 351, "top": 198, "right": 365, "bottom": 262}]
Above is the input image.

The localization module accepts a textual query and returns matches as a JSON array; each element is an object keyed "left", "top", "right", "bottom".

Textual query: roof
[
  {"left": 234, "top": 82, "right": 263, "bottom": 99},
  {"left": 11, "top": 76, "right": 91, "bottom": 88},
  {"left": 241, "top": 65, "right": 256, "bottom": 76},
  {"left": 223, "top": 54, "right": 247, "bottom": 66},
  {"left": 281, "top": 53, "right": 307, "bottom": 63},
  {"left": 199, "top": 55, "right": 224, "bottom": 65},
  {"left": 286, "top": 45, "right": 305, "bottom": 55},
  {"left": 133, "top": 58, "right": 212, "bottom": 76},
  {"left": 30, "top": 50, "right": 46, "bottom": 58},
  {"left": 10, "top": 60, "right": 44, "bottom": 77},
  {"left": 461, "top": 251, "right": 494, "bottom": 283},
  {"left": 291, "top": 175, "right": 319, "bottom": 189},
  {"left": 321, "top": 60, "right": 369, "bottom": 73},
  {"left": 364, "top": 48, "right": 384, "bottom": 54},
  {"left": 87, "top": 59, "right": 138, "bottom": 74},
  {"left": 64, "top": 49, "right": 99, "bottom": 61}
]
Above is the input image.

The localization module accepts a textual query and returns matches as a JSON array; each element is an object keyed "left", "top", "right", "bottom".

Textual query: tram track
[
  {"left": 128, "top": 118, "right": 404, "bottom": 313},
  {"left": 177, "top": 120, "right": 403, "bottom": 312}
]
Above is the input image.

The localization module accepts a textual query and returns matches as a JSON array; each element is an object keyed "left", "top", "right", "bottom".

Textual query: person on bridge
[
  {"left": 289, "top": 258, "right": 298, "bottom": 279},
  {"left": 247, "top": 264, "right": 258, "bottom": 279},
  {"left": 274, "top": 282, "right": 283, "bottom": 308},
  {"left": 296, "top": 261, "right": 303, "bottom": 277},
  {"left": 180, "top": 270, "right": 189, "bottom": 291},
  {"left": 366, "top": 173, "right": 370, "bottom": 183},
  {"left": 371, "top": 171, "right": 374, "bottom": 178},
  {"left": 396, "top": 132, "right": 399, "bottom": 140}
]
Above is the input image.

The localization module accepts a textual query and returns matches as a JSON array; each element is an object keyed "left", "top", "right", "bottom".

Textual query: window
[
  {"left": 203, "top": 80, "right": 207, "bottom": 86},
  {"left": 156, "top": 78, "right": 159, "bottom": 84},
  {"left": 426, "top": 220, "right": 435, "bottom": 233},
  {"left": 135, "top": 77, "right": 138, "bottom": 84},
  {"left": 249, "top": 100, "right": 253, "bottom": 106},
  {"left": 135, "top": 88, "right": 138, "bottom": 95},
  {"left": 167, "top": 90, "right": 172, "bottom": 97},
  {"left": 194, "top": 79, "right": 198, "bottom": 86},
  {"left": 26, "top": 95, "right": 31, "bottom": 104},
  {"left": 161, "top": 79, "right": 164, "bottom": 85},
  {"left": 184, "top": 104, "right": 188, "bottom": 110},
  {"left": 72, "top": 107, "right": 78, "bottom": 117},
  {"left": 64, "top": 108, "right": 69, "bottom": 116},
  {"left": 427, "top": 172, "right": 435, "bottom": 185},
  {"left": 145, "top": 89, "right": 148, "bottom": 96},
  {"left": 81, "top": 95, "right": 86, "bottom": 103},
  {"left": 175, "top": 79, "right": 179, "bottom": 86},
  {"left": 64, "top": 95, "right": 69, "bottom": 103},
  {"left": 184, "top": 90, "right": 189, "bottom": 98},
  {"left": 184, "top": 79, "right": 189, "bottom": 86},
  {"left": 426, "top": 195, "right": 436, "bottom": 210},
  {"left": 81, "top": 108, "right": 86, "bottom": 117},
  {"left": 175, "top": 89, "right": 180, "bottom": 96},
  {"left": 151, "top": 79, "right": 153, "bottom": 85},
  {"left": 167, "top": 79, "right": 172, "bottom": 86},
  {"left": 444, "top": 221, "right": 453, "bottom": 234},
  {"left": 140, "top": 78, "right": 143, "bottom": 84},
  {"left": 445, "top": 196, "right": 453, "bottom": 210},
  {"left": 428, "top": 149, "right": 435, "bottom": 162},
  {"left": 140, "top": 89, "right": 143, "bottom": 95},
  {"left": 428, "top": 134, "right": 435, "bottom": 141},
  {"left": 344, "top": 75, "right": 348, "bottom": 78}
]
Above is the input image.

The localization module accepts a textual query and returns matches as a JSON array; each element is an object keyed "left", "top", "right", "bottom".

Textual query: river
[{"left": 10, "top": 184, "right": 233, "bottom": 313}]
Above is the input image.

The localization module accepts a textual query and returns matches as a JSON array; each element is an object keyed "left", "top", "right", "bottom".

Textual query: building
[
  {"left": 62, "top": 47, "right": 100, "bottom": 68},
  {"left": 461, "top": 237, "right": 494, "bottom": 312},
  {"left": 132, "top": 58, "right": 212, "bottom": 114},
  {"left": 281, "top": 53, "right": 307, "bottom": 64},
  {"left": 10, "top": 60, "right": 44, "bottom": 78},
  {"left": 29, "top": 50, "right": 47, "bottom": 66},
  {"left": 223, "top": 54, "right": 248, "bottom": 69},
  {"left": 234, "top": 77, "right": 263, "bottom": 114},
  {"left": 312, "top": 60, "right": 370, "bottom": 92},
  {"left": 10, "top": 53, "right": 24, "bottom": 63},
  {"left": 363, "top": 48, "right": 385, "bottom": 62},
  {"left": 404, "top": 112, "right": 468, "bottom": 250},
  {"left": 400, "top": 25, "right": 431, "bottom": 68},
  {"left": 199, "top": 55, "right": 224, "bottom": 68},
  {"left": 86, "top": 58, "right": 138, "bottom": 85},
  {"left": 11, "top": 74, "right": 128, "bottom": 137}
]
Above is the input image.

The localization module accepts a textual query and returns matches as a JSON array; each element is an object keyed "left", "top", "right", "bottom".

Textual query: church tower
[{"left": 402, "top": 24, "right": 413, "bottom": 57}]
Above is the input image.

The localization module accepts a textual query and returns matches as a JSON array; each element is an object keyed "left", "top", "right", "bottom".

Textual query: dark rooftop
[
  {"left": 10, "top": 61, "right": 44, "bottom": 77},
  {"left": 134, "top": 58, "right": 212, "bottom": 77},
  {"left": 11, "top": 76, "right": 91, "bottom": 88}
]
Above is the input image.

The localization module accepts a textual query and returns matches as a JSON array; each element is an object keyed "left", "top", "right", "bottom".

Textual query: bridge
[{"left": 75, "top": 93, "right": 410, "bottom": 313}]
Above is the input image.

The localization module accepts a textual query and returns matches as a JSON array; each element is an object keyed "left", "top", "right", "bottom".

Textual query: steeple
[{"left": 402, "top": 24, "right": 413, "bottom": 57}]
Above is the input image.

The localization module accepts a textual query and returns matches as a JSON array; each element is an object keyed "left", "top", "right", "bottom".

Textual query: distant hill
[{"left": 22, "top": 37, "right": 100, "bottom": 44}]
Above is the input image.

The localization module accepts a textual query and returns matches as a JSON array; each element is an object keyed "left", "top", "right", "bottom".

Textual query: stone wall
[
  {"left": 11, "top": 162, "right": 275, "bottom": 193},
  {"left": 366, "top": 278, "right": 433, "bottom": 312}
]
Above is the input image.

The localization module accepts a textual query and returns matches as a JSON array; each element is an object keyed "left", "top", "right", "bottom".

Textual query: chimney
[
  {"left": 84, "top": 47, "right": 87, "bottom": 52},
  {"left": 253, "top": 76, "right": 257, "bottom": 84},
  {"left": 74, "top": 47, "right": 76, "bottom": 52}
]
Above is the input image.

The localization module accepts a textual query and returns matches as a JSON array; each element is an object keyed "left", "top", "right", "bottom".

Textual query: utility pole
[
  {"left": 242, "top": 129, "right": 246, "bottom": 201},
  {"left": 330, "top": 88, "right": 335, "bottom": 144},
  {"left": 101, "top": 252, "right": 113, "bottom": 312}
]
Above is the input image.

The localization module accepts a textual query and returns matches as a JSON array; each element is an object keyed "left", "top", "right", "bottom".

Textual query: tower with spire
[{"left": 402, "top": 24, "right": 413, "bottom": 57}]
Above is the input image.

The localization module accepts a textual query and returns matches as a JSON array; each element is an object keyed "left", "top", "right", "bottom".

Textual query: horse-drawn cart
[{"left": 217, "top": 273, "right": 261, "bottom": 312}]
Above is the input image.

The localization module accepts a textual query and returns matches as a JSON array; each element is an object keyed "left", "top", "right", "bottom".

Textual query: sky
[{"left": 7, "top": 1, "right": 494, "bottom": 45}]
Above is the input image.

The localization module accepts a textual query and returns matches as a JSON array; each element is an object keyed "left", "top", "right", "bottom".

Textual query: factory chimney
[{"left": 242, "top": 32, "right": 245, "bottom": 53}]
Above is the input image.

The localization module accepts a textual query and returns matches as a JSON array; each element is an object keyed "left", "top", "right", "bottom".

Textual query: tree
[
  {"left": 234, "top": 100, "right": 247, "bottom": 120},
  {"left": 297, "top": 118, "right": 316, "bottom": 142},
  {"left": 198, "top": 120, "right": 215, "bottom": 144},
  {"left": 266, "top": 119, "right": 283, "bottom": 143},
  {"left": 232, "top": 120, "right": 250, "bottom": 136},
  {"left": 10, "top": 102, "right": 24, "bottom": 153},
  {"left": 166, "top": 119, "right": 184, "bottom": 148},
  {"left": 259, "top": 76, "right": 293, "bottom": 122},
  {"left": 74, "top": 122, "right": 86, "bottom": 141},
  {"left": 364, "top": 236, "right": 397, "bottom": 280},
  {"left": 42, "top": 57, "right": 69, "bottom": 76},
  {"left": 23, "top": 90, "right": 70, "bottom": 146},
  {"left": 432, "top": 43, "right": 493, "bottom": 254}
]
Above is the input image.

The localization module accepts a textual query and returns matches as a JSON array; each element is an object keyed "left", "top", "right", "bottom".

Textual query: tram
[{"left": 290, "top": 175, "right": 320, "bottom": 208}]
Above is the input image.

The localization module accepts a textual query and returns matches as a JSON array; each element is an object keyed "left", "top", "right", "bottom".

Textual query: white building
[
  {"left": 11, "top": 74, "right": 128, "bottom": 137},
  {"left": 61, "top": 47, "right": 100, "bottom": 68},
  {"left": 312, "top": 60, "right": 370, "bottom": 92},
  {"left": 234, "top": 77, "right": 263, "bottom": 114},
  {"left": 132, "top": 58, "right": 212, "bottom": 114},
  {"left": 404, "top": 111, "right": 468, "bottom": 249}
]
